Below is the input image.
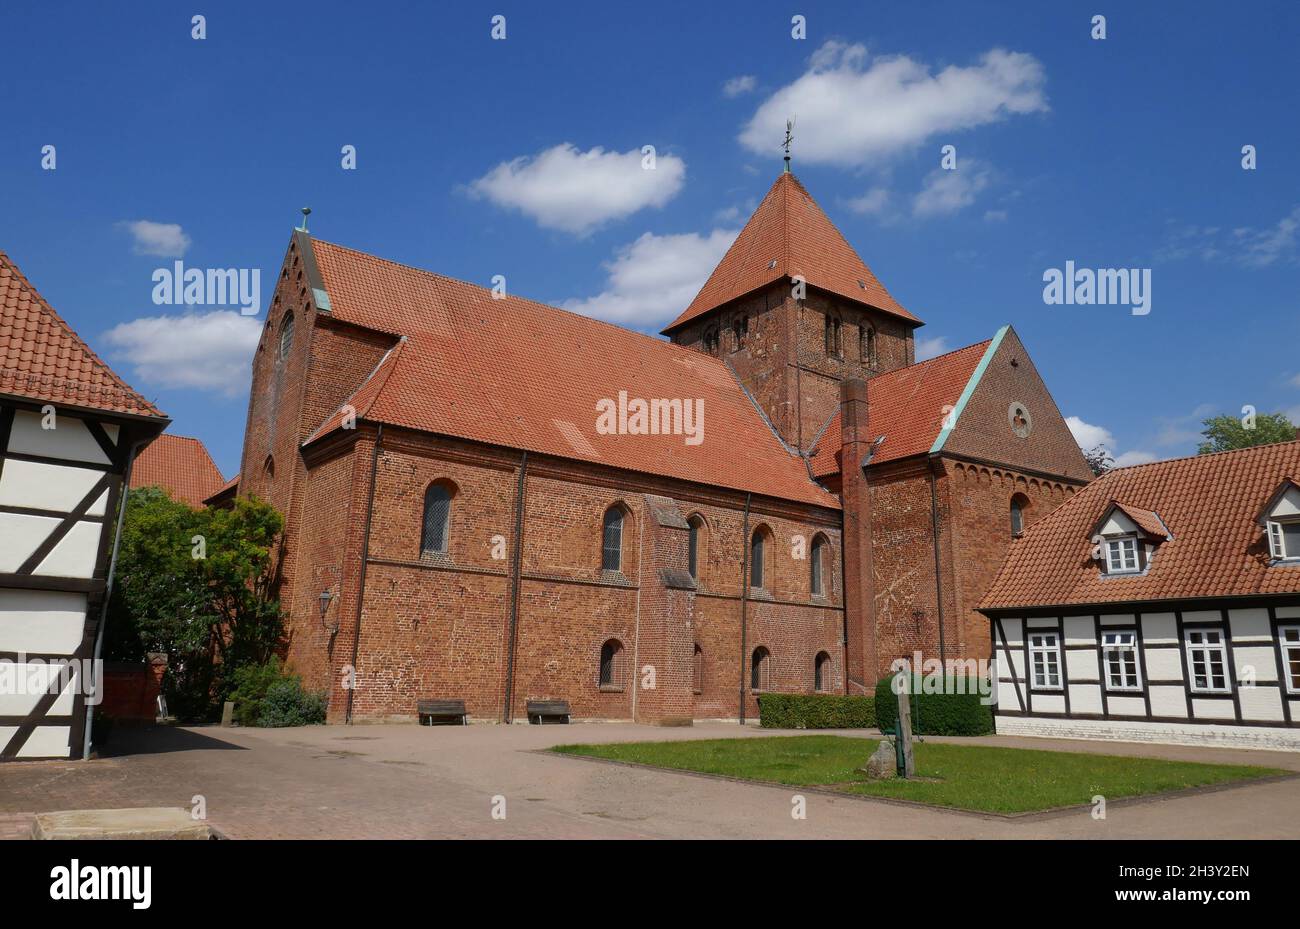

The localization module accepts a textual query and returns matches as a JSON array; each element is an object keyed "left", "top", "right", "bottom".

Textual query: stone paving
[{"left": 1, "top": 722, "right": 1297, "bottom": 839}]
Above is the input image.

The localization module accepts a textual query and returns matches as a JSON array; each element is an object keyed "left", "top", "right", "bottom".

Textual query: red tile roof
[
  {"left": 1102, "top": 501, "right": 1171, "bottom": 540},
  {"left": 0, "top": 250, "right": 164, "bottom": 418},
  {"left": 306, "top": 239, "right": 838, "bottom": 508},
  {"left": 981, "top": 441, "right": 1300, "bottom": 610},
  {"left": 204, "top": 474, "right": 240, "bottom": 507},
  {"left": 130, "top": 433, "right": 226, "bottom": 507},
  {"left": 662, "top": 173, "right": 920, "bottom": 334},
  {"left": 808, "top": 339, "right": 993, "bottom": 478}
]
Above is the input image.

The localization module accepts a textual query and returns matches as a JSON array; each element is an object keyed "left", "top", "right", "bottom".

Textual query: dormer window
[
  {"left": 1106, "top": 536, "right": 1140, "bottom": 573},
  {"left": 1259, "top": 479, "right": 1300, "bottom": 564}
]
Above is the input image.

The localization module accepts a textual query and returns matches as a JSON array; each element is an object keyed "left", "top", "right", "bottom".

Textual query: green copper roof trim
[
  {"left": 928, "top": 324, "right": 1009, "bottom": 455},
  {"left": 293, "top": 228, "right": 332, "bottom": 313}
]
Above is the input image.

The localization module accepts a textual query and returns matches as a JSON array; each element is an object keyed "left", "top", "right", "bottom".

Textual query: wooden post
[{"left": 895, "top": 684, "right": 916, "bottom": 778}]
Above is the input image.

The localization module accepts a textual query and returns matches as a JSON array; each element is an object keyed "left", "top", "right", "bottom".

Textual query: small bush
[
  {"left": 874, "top": 675, "right": 994, "bottom": 736},
  {"left": 757, "top": 693, "right": 876, "bottom": 729},
  {"left": 228, "top": 658, "right": 326, "bottom": 727}
]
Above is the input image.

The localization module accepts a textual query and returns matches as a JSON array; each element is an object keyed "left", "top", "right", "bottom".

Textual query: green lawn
[{"left": 550, "top": 736, "right": 1288, "bottom": 814}]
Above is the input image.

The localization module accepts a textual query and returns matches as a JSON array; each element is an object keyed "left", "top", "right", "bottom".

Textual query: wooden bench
[
  {"left": 417, "top": 699, "right": 468, "bottom": 726},
  {"left": 526, "top": 699, "right": 571, "bottom": 724}
]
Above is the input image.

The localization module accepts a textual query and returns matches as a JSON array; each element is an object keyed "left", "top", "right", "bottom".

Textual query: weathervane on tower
[{"left": 783, "top": 118, "right": 795, "bottom": 173}]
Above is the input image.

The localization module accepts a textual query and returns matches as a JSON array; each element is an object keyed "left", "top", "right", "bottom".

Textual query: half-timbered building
[{"left": 0, "top": 251, "right": 168, "bottom": 759}]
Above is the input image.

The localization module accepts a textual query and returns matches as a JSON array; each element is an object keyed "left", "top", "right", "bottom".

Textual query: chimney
[{"left": 838, "top": 378, "right": 878, "bottom": 692}]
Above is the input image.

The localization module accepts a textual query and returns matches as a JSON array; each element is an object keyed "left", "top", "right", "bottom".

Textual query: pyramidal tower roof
[{"left": 662, "top": 172, "right": 920, "bottom": 334}]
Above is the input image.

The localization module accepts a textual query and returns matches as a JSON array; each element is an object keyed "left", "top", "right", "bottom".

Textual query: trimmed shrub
[
  {"left": 874, "top": 675, "right": 994, "bottom": 736},
  {"left": 228, "top": 657, "right": 326, "bottom": 727},
  {"left": 757, "top": 693, "right": 876, "bottom": 729}
]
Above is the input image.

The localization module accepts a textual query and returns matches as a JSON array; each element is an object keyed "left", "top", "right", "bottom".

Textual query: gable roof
[
  {"left": 304, "top": 238, "right": 838, "bottom": 509},
  {"left": 0, "top": 250, "right": 164, "bottom": 419},
  {"left": 661, "top": 173, "right": 920, "bottom": 334},
  {"left": 981, "top": 440, "right": 1300, "bottom": 611},
  {"left": 1094, "top": 501, "right": 1172, "bottom": 540},
  {"left": 1256, "top": 477, "right": 1300, "bottom": 524},
  {"left": 129, "top": 433, "right": 226, "bottom": 507},
  {"left": 808, "top": 338, "right": 993, "bottom": 478}
]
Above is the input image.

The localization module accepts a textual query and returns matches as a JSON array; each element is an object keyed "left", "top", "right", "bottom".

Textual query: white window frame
[
  {"left": 1184, "top": 628, "right": 1231, "bottom": 694},
  {"left": 1101, "top": 630, "right": 1142, "bottom": 692},
  {"left": 1028, "top": 631, "right": 1063, "bottom": 691},
  {"left": 1281, "top": 625, "right": 1300, "bottom": 695},
  {"left": 1267, "top": 519, "right": 1300, "bottom": 562},
  {"left": 1105, "top": 535, "right": 1140, "bottom": 574}
]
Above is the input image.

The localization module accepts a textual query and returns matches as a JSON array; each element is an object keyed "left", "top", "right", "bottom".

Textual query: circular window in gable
[{"left": 1008, "top": 401, "right": 1033, "bottom": 438}]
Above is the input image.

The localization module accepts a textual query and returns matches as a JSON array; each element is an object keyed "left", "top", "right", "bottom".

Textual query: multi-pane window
[
  {"left": 750, "top": 529, "right": 766, "bottom": 589},
  {"left": 1268, "top": 520, "right": 1300, "bottom": 561},
  {"left": 1010, "top": 498, "right": 1025, "bottom": 537},
  {"left": 1102, "top": 630, "right": 1141, "bottom": 691},
  {"left": 1185, "top": 629, "right": 1230, "bottom": 693},
  {"left": 279, "top": 312, "right": 294, "bottom": 360},
  {"left": 420, "top": 484, "right": 452, "bottom": 555},
  {"left": 601, "top": 506, "right": 624, "bottom": 572},
  {"left": 810, "top": 535, "right": 826, "bottom": 596},
  {"left": 1106, "top": 536, "right": 1140, "bottom": 573},
  {"left": 1028, "top": 631, "right": 1062, "bottom": 690},
  {"left": 1280, "top": 626, "right": 1300, "bottom": 694}
]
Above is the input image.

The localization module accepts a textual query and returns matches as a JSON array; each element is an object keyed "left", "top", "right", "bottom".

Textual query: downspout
[
  {"left": 928, "top": 454, "right": 947, "bottom": 666},
  {"left": 738, "top": 492, "right": 752, "bottom": 725},
  {"left": 83, "top": 437, "right": 147, "bottom": 760},
  {"left": 629, "top": 506, "right": 646, "bottom": 722},
  {"left": 502, "top": 451, "right": 528, "bottom": 722},
  {"left": 345, "top": 424, "right": 383, "bottom": 724}
]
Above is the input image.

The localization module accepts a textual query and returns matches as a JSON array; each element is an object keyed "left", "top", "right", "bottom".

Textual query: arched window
[
  {"left": 601, "top": 505, "right": 624, "bottom": 572},
  {"left": 262, "top": 455, "right": 274, "bottom": 478},
  {"left": 599, "top": 639, "right": 625, "bottom": 689},
  {"left": 810, "top": 534, "right": 828, "bottom": 597},
  {"left": 732, "top": 314, "right": 747, "bottom": 349},
  {"left": 1010, "top": 493, "right": 1030, "bottom": 537},
  {"left": 703, "top": 327, "right": 720, "bottom": 356},
  {"left": 751, "top": 646, "right": 771, "bottom": 691},
  {"left": 750, "top": 527, "right": 769, "bottom": 590},
  {"left": 824, "top": 313, "right": 842, "bottom": 356},
  {"left": 693, "top": 643, "right": 703, "bottom": 694},
  {"left": 861, "top": 325, "right": 876, "bottom": 367},
  {"left": 279, "top": 311, "right": 294, "bottom": 360},
  {"left": 687, "top": 515, "right": 704, "bottom": 580},
  {"left": 814, "top": 651, "right": 832, "bottom": 692},
  {"left": 421, "top": 483, "right": 454, "bottom": 555}
]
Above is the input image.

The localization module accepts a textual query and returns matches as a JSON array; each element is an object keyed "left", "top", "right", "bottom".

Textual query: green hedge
[
  {"left": 874, "top": 675, "right": 994, "bottom": 736},
  {"left": 757, "top": 693, "right": 876, "bottom": 729}
]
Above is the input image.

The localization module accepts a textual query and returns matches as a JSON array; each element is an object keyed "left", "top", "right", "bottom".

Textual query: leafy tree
[
  {"left": 1197, "top": 412, "right": 1296, "bottom": 455},
  {"left": 106, "top": 488, "right": 285, "bottom": 720},
  {"left": 1082, "top": 444, "right": 1115, "bottom": 476}
]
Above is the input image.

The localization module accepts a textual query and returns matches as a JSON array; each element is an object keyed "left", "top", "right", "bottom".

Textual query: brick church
[{"left": 233, "top": 170, "right": 1093, "bottom": 724}]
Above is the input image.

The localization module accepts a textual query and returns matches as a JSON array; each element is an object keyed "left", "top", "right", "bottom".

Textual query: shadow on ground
[{"left": 96, "top": 724, "right": 248, "bottom": 757}]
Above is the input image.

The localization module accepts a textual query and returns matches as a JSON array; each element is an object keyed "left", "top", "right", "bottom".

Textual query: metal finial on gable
[
  {"left": 298, "top": 207, "right": 312, "bottom": 233},
  {"left": 782, "top": 118, "right": 795, "bottom": 173}
]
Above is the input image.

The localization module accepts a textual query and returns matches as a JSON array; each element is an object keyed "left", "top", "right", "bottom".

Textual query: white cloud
[
  {"left": 468, "top": 143, "right": 686, "bottom": 235},
  {"left": 723, "top": 75, "right": 757, "bottom": 97},
  {"left": 562, "top": 228, "right": 739, "bottom": 330},
  {"left": 1065, "top": 416, "right": 1115, "bottom": 451},
  {"left": 1290, "top": 373, "right": 1300, "bottom": 388},
  {"left": 1158, "top": 206, "right": 1300, "bottom": 268},
  {"left": 1114, "top": 450, "right": 1157, "bottom": 467},
  {"left": 846, "top": 187, "right": 891, "bottom": 216},
  {"left": 1237, "top": 205, "right": 1300, "bottom": 268},
  {"left": 915, "top": 335, "right": 950, "bottom": 361},
  {"left": 119, "top": 220, "right": 191, "bottom": 257},
  {"left": 102, "top": 311, "right": 261, "bottom": 396},
  {"left": 913, "top": 162, "right": 992, "bottom": 217},
  {"left": 739, "top": 43, "right": 1047, "bottom": 167}
]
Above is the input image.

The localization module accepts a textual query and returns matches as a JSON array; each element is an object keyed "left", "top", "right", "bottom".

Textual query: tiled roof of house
[
  {"left": 1102, "top": 501, "right": 1172, "bottom": 540},
  {"left": 305, "top": 238, "right": 839, "bottom": 508},
  {"left": 204, "top": 474, "right": 240, "bottom": 507},
  {"left": 808, "top": 339, "right": 993, "bottom": 478},
  {"left": 0, "top": 250, "right": 164, "bottom": 418},
  {"left": 130, "top": 433, "right": 226, "bottom": 507},
  {"left": 661, "top": 173, "right": 920, "bottom": 334},
  {"left": 981, "top": 440, "right": 1300, "bottom": 610}
]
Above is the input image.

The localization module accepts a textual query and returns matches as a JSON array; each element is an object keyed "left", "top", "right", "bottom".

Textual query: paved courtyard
[{"left": 1, "top": 722, "right": 1297, "bottom": 839}]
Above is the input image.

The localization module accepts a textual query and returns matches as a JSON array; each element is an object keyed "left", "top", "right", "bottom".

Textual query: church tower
[{"left": 662, "top": 172, "right": 923, "bottom": 451}]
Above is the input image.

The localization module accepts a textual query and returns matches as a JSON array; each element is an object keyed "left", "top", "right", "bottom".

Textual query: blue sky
[{"left": 2, "top": 0, "right": 1298, "bottom": 477}]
